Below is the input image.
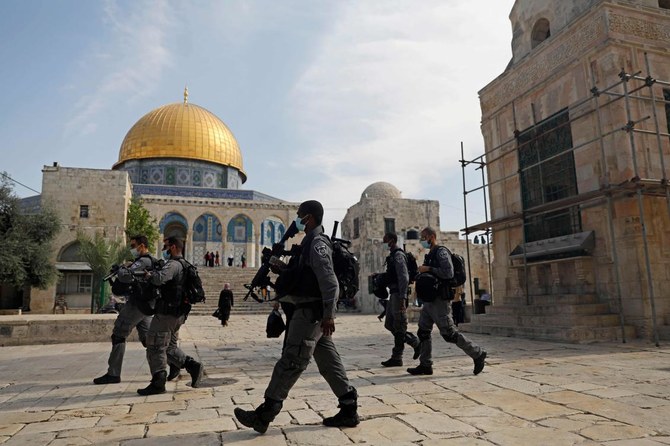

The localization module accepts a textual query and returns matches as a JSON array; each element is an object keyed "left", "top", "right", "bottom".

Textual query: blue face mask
[
  {"left": 162, "top": 250, "right": 170, "bottom": 259},
  {"left": 129, "top": 248, "right": 139, "bottom": 258},
  {"left": 420, "top": 240, "right": 431, "bottom": 249},
  {"left": 382, "top": 242, "right": 390, "bottom": 250},
  {"left": 295, "top": 215, "right": 307, "bottom": 232}
]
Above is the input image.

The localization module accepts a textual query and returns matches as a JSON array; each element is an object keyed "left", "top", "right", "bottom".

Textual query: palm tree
[{"left": 76, "top": 231, "right": 129, "bottom": 312}]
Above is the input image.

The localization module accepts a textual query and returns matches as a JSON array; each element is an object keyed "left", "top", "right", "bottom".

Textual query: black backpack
[
  {"left": 330, "top": 237, "right": 360, "bottom": 302},
  {"left": 176, "top": 259, "right": 206, "bottom": 305},
  {"left": 406, "top": 251, "right": 419, "bottom": 284},
  {"left": 447, "top": 250, "right": 466, "bottom": 288}
]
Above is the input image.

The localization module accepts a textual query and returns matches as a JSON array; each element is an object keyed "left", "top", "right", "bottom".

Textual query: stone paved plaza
[{"left": 1, "top": 313, "right": 670, "bottom": 445}]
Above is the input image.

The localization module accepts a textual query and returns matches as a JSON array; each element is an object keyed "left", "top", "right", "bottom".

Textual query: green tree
[
  {"left": 126, "top": 197, "right": 160, "bottom": 252},
  {"left": 76, "top": 231, "right": 129, "bottom": 311},
  {"left": 0, "top": 174, "right": 60, "bottom": 290}
]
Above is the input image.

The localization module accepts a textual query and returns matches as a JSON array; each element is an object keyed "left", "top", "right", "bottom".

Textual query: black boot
[
  {"left": 93, "top": 373, "right": 120, "bottom": 385},
  {"left": 137, "top": 370, "right": 167, "bottom": 396},
  {"left": 323, "top": 390, "right": 359, "bottom": 428},
  {"left": 473, "top": 351, "right": 487, "bottom": 375},
  {"left": 184, "top": 356, "right": 203, "bottom": 388},
  {"left": 167, "top": 363, "right": 180, "bottom": 381},
  {"left": 381, "top": 358, "right": 403, "bottom": 367},
  {"left": 407, "top": 364, "right": 433, "bottom": 376},
  {"left": 234, "top": 399, "right": 283, "bottom": 434}
]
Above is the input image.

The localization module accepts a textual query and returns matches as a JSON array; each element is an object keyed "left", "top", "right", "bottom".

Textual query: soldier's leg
[
  {"left": 313, "top": 337, "right": 359, "bottom": 428},
  {"left": 264, "top": 307, "right": 320, "bottom": 402},
  {"left": 434, "top": 299, "right": 483, "bottom": 359},
  {"left": 138, "top": 314, "right": 173, "bottom": 395},
  {"left": 144, "top": 314, "right": 171, "bottom": 375},
  {"left": 98, "top": 303, "right": 146, "bottom": 381},
  {"left": 236, "top": 307, "right": 318, "bottom": 434},
  {"left": 407, "top": 303, "right": 437, "bottom": 375},
  {"left": 168, "top": 315, "right": 204, "bottom": 388}
]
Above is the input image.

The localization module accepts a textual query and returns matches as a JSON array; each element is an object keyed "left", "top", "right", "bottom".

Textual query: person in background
[{"left": 218, "top": 283, "right": 234, "bottom": 326}]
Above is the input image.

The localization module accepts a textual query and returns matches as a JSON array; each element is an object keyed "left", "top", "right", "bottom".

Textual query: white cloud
[
  {"left": 288, "top": 0, "right": 514, "bottom": 229},
  {"left": 64, "top": 0, "right": 174, "bottom": 138}
]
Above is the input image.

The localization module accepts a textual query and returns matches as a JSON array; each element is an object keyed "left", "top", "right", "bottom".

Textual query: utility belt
[
  {"left": 155, "top": 299, "right": 191, "bottom": 317},
  {"left": 295, "top": 301, "right": 323, "bottom": 321}
]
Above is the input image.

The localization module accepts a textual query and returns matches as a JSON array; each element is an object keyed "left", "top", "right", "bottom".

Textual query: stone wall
[
  {"left": 29, "top": 166, "right": 132, "bottom": 314},
  {"left": 479, "top": 1, "right": 670, "bottom": 339}
]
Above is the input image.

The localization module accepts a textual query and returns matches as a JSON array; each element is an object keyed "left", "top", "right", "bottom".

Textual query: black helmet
[{"left": 414, "top": 272, "right": 440, "bottom": 301}]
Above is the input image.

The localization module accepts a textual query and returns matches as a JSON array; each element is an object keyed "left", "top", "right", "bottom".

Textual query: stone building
[
  {"left": 341, "top": 182, "right": 492, "bottom": 314},
  {"left": 468, "top": 0, "right": 670, "bottom": 341},
  {"left": 11, "top": 91, "right": 298, "bottom": 314}
]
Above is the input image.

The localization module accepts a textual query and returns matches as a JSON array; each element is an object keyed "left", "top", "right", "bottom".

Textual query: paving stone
[
  {"left": 344, "top": 417, "right": 426, "bottom": 443},
  {"left": 579, "top": 423, "right": 653, "bottom": 441},
  {"left": 155, "top": 408, "right": 219, "bottom": 423},
  {"left": 0, "top": 411, "right": 54, "bottom": 425},
  {"left": 398, "top": 412, "right": 479, "bottom": 437},
  {"left": 50, "top": 405, "right": 130, "bottom": 421},
  {"left": 57, "top": 424, "right": 146, "bottom": 443},
  {"left": 283, "top": 424, "right": 353, "bottom": 445},
  {"left": 14, "top": 417, "right": 100, "bottom": 435},
  {"left": 467, "top": 389, "right": 579, "bottom": 421},
  {"left": 220, "top": 429, "right": 287, "bottom": 445},
  {"left": 483, "top": 426, "right": 594, "bottom": 445},
  {"left": 0, "top": 425, "right": 23, "bottom": 436},
  {"left": 121, "top": 432, "right": 221, "bottom": 446},
  {"left": 2, "top": 432, "right": 56, "bottom": 445},
  {"left": 288, "top": 408, "right": 322, "bottom": 425},
  {"left": 146, "top": 417, "right": 236, "bottom": 437}
]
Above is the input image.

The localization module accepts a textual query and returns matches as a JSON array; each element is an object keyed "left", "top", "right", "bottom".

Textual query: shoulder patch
[
  {"left": 314, "top": 243, "right": 329, "bottom": 258},
  {"left": 437, "top": 248, "right": 450, "bottom": 260}
]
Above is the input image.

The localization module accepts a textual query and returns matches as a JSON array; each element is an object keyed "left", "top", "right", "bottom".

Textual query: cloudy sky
[{"left": 0, "top": 0, "right": 515, "bottom": 235}]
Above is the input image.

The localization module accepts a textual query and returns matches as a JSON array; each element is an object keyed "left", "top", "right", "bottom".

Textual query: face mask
[
  {"left": 162, "top": 250, "right": 170, "bottom": 259},
  {"left": 295, "top": 215, "right": 307, "bottom": 232},
  {"left": 382, "top": 243, "right": 390, "bottom": 250},
  {"left": 420, "top": 240, "right": 431, "bottom": 249},
  {"left": 129, "top": 248, "right": 139, "bottom": 258}
]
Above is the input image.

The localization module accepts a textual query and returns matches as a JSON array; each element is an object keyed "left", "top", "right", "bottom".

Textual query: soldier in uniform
[
  {"left": 379, "top": 232, "right": 421, "bottom": 367},
  {"left": 137, "top": 236, "right": 204, "bottom": 395},
  {"left": 94, "top": 235, "right": 157, "bottom": 385},
  {"left": 407, "top": 227, "right": 487, "bottom": 376},
  {"left": 234, "top": 200, "right": 359, "bottom": 434}
]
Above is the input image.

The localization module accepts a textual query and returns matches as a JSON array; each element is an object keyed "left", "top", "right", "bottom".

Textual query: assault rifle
[{"left": 243, "top": 221, "right": 300, "bottom": 302}]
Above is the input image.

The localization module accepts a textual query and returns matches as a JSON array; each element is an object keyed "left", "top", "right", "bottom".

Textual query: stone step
[
  {"left": 470, "top": 313, "right": 622, "bottom": 328},
  {"left": 500, "top": 294, "right": 600, "bottom": 306},
  {"left": 460, "top": 322, "right": 636, "bottom": 343},
  {"left": 486, "top": 303, "right": 612, "bottom": 316}
]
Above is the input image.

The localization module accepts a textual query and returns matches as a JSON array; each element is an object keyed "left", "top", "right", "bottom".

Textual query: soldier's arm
[
  {"left": 394, "top": 252, "right": 409, "bottom": 296},
  {"left": 117, "top": 258, "right": 149, "bottom": 283},
  {"left": 148, "top": 260, "right": 181, "bottom": 286},
  {"left": 310, "top": 238, "right": 339, "bottom": 321},
  {"left": 431, "top": 247, "right": 454, "bottom": 280}
]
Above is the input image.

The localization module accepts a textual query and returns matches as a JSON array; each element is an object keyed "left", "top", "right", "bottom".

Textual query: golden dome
[{"left": 114, "top": 101, "right": 245, "bottom": 180}]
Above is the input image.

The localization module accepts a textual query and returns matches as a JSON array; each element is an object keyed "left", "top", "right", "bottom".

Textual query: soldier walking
[
  {"left": 378, "top": 232, "right": 421, "bottom": 367},
  {"left": 234, "top": 200, "right": 359, "bottom": 434},
  {"left": 137, "top": 237, "right": 204, "bottom": 395},
  {"left": 407, "top": 227, "right": 487, "bottom": 376},
  {"left": 94, "top": 235, "right": 157, "bottom": 385}
]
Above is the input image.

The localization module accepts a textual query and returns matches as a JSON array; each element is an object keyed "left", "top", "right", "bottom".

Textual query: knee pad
[
  {"left": 111, "top": 334, "right": 126, "bottom": 345},
  {"left": 417, "top": 329, "right": 432, "bottom": 342},
  {"left": 443, "top": 331, "right": 459, "bottom": 344}
]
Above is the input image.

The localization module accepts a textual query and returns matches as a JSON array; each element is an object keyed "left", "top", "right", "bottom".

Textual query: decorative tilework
[
  {"left": 177, "top": 168, "right": 190, "bottom": 186},
  {"left": 150, "top": 167, "right": 164, "bottom": 184},
  {"left": 193, "top": 170, "right": 202, "bottom": 187},
  {"left": 141, "top": 169, "right": 149, "bottom": 183},
  {"left": 166, "top": 167, "right": 176, "bottom": 185},
  {"left": 203, "top": 171, "right": 216, "bottom": 188}
]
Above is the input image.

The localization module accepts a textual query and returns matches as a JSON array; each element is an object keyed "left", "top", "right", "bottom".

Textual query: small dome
[{"left": 361, "top": 182, "right": 402, "bottom": 200}]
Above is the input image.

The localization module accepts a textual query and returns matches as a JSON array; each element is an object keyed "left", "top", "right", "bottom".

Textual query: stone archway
[
  {"left": 226, "top": 214, "right": 253, "bottom": 267},
  {"left": 193, "top": 213, "right": 223, "bottom": 266},
  {"left": 159, "top": 211, "right": 189, "bottom": 259}
]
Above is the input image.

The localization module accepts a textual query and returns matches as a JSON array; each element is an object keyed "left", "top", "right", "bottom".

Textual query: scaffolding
[{"left": 460, "top": 53, "right": 670, "bottom": 346}]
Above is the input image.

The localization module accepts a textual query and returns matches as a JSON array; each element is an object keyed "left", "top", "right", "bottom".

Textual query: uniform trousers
[
  {"left": 145, "top": 312, "right": 188, "bottom": 375},
  {"left": 107, "top": 300, "right": 151, "bottom": 377},
  {"left": 265, "top": 306, "right": 354, "bottom": 402},
  {"left": 384, "top": 291, "right": 419, "bottom": 360},
  {"left": 417, "top": 298, "right": 482, "bottom": 367}
]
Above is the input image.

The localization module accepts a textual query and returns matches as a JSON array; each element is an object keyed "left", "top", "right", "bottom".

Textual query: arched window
[{"left": 531, "top": 18, "right": 551, "bottom": 49}]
